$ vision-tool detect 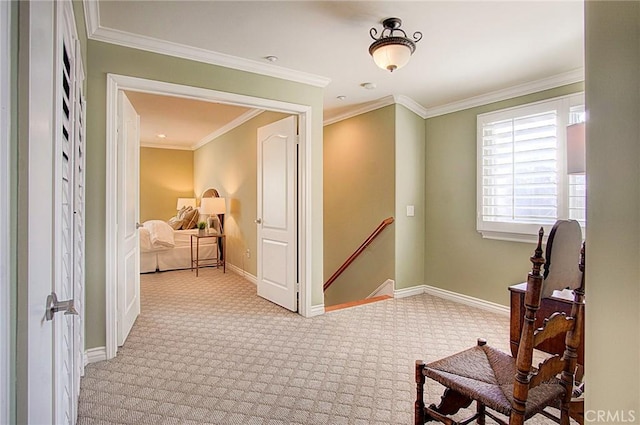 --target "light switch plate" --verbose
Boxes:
[406,205,415,217]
